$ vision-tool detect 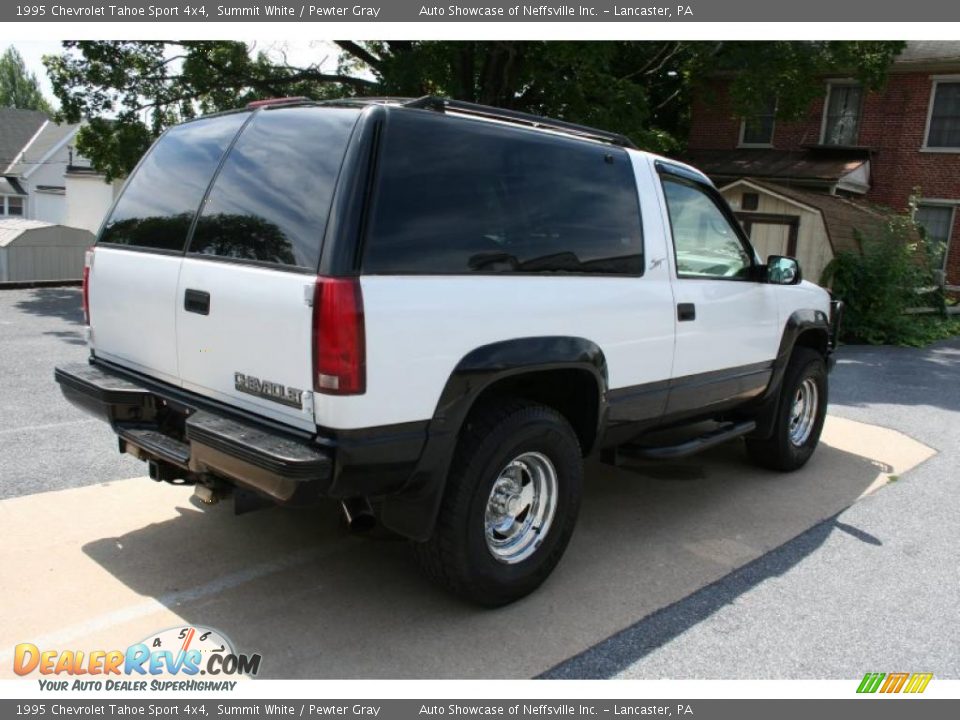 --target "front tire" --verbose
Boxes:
[414,400,583,606]
[746,347,828,471]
